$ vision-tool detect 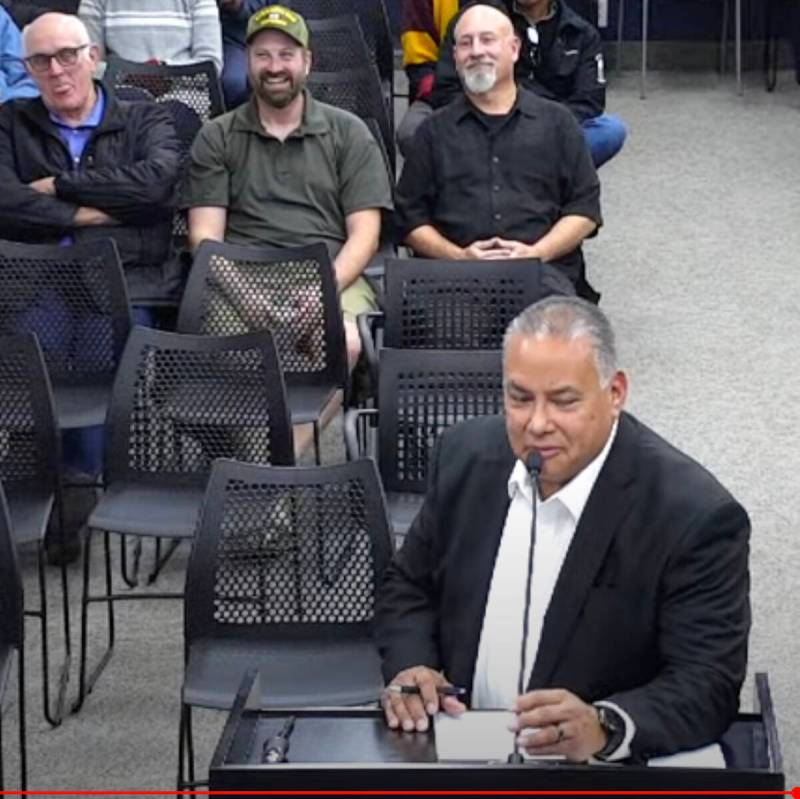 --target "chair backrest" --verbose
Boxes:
[306,67,395,173]
[383,257,574,350]
[177,240,348,393]
[307,15,373,73]
[0,239,132,388]
[104,327,295,485]
[377,348,504,493]
[0,334,60,496]
[0,483,24,652]
[104,57,225,122]
[184,457,393,643]
[286,0,394,86]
